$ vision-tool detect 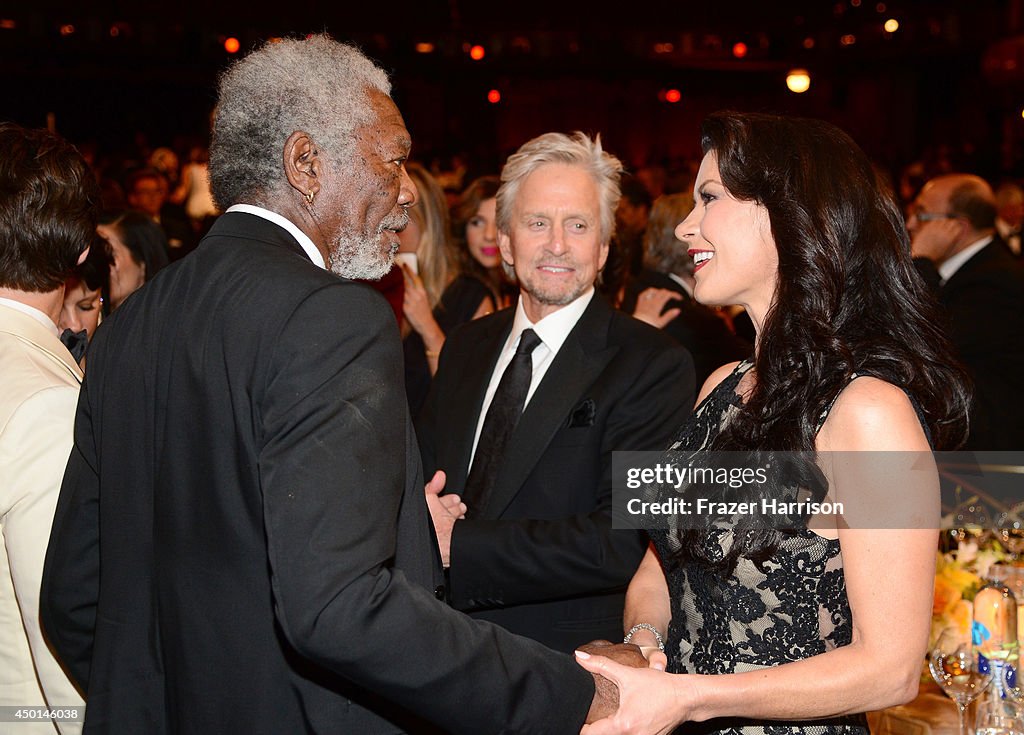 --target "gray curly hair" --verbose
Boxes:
[209,34,390,209]
[496,131,623,244]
